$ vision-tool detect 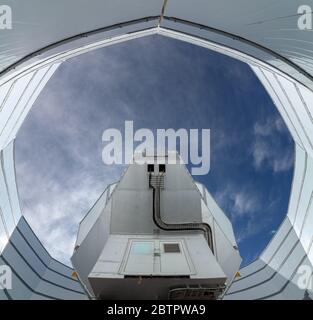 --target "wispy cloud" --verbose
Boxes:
[15,44,130,265]
[251,116,294,173]
[16,147,123,264]
[214,184,274,245]
[215,184,260,218]
[20,178,106,263]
